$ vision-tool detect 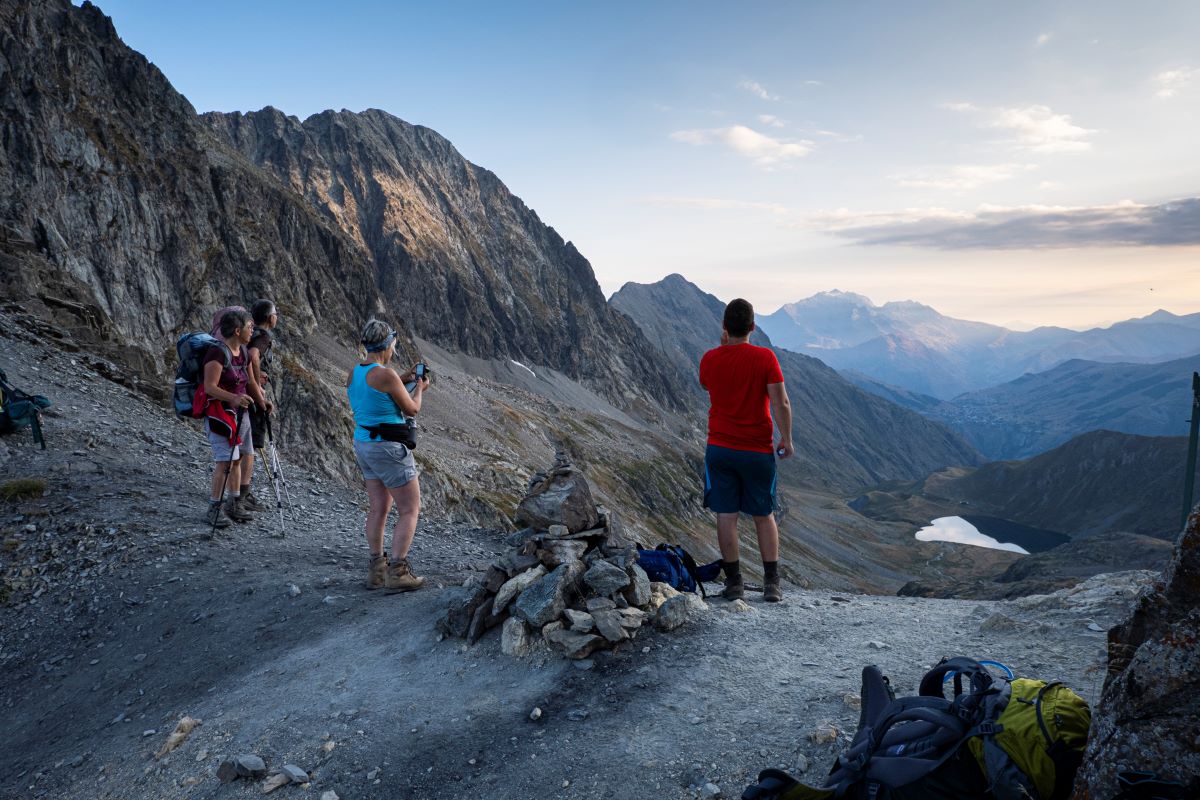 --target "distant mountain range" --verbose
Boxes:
[758,291,1200,399]
[932,354,1200,459]
[610,274,981,493]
